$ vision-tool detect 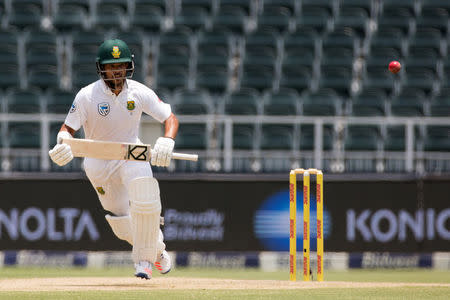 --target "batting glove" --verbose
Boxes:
[49,131,74,166]
[151,137,175,167]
